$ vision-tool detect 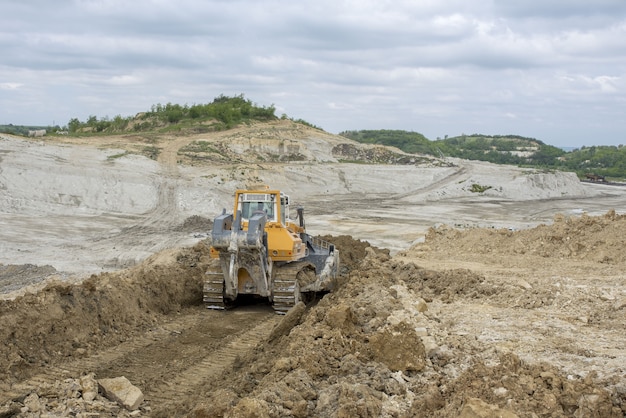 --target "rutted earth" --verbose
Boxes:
[0,121,625,417]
